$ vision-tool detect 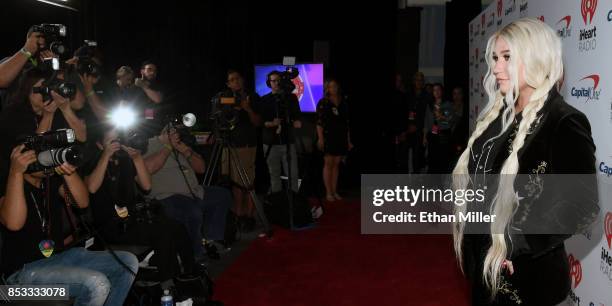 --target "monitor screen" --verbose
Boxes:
[254,63,324,113]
